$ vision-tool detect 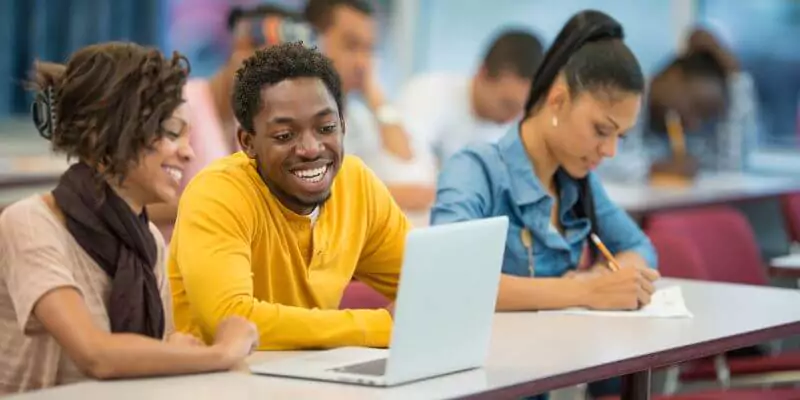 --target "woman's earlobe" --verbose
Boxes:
[546,79,569,113]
